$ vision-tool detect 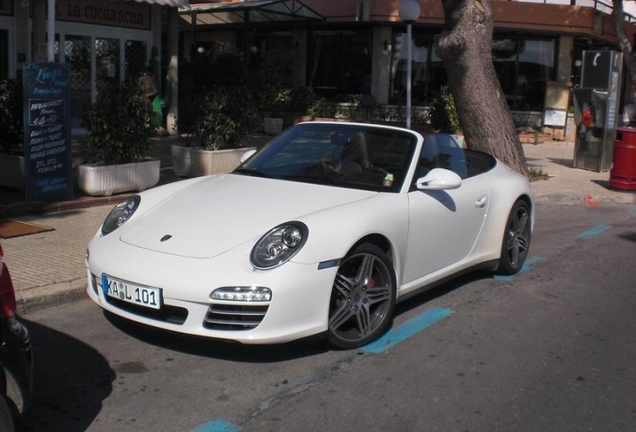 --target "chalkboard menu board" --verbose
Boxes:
[23,62,73,201]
